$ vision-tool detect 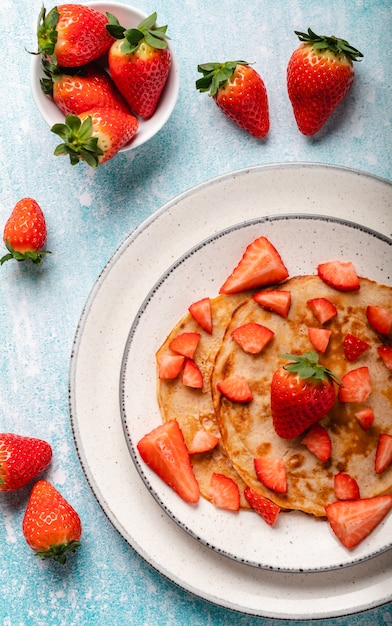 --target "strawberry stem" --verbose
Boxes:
[280,351,341,385]
[106,12,170,53]
[196,61,250,96]
[51,115,104,168]
[295,28,363,61]
[35,539,81,565]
